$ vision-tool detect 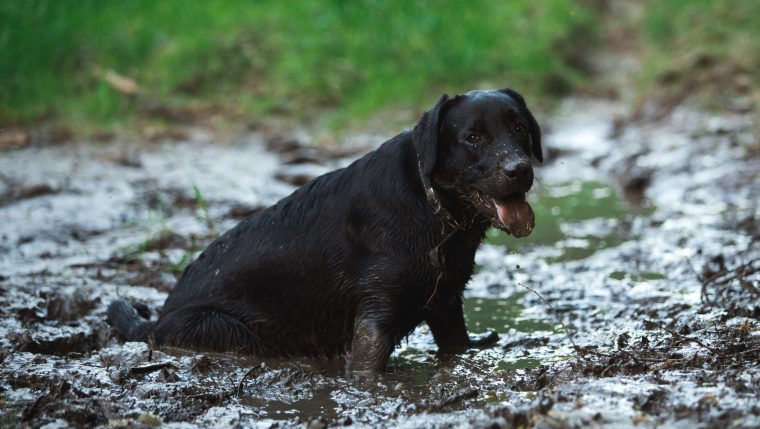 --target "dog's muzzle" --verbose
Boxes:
[492,193,534,237]
[473,159,536,237]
